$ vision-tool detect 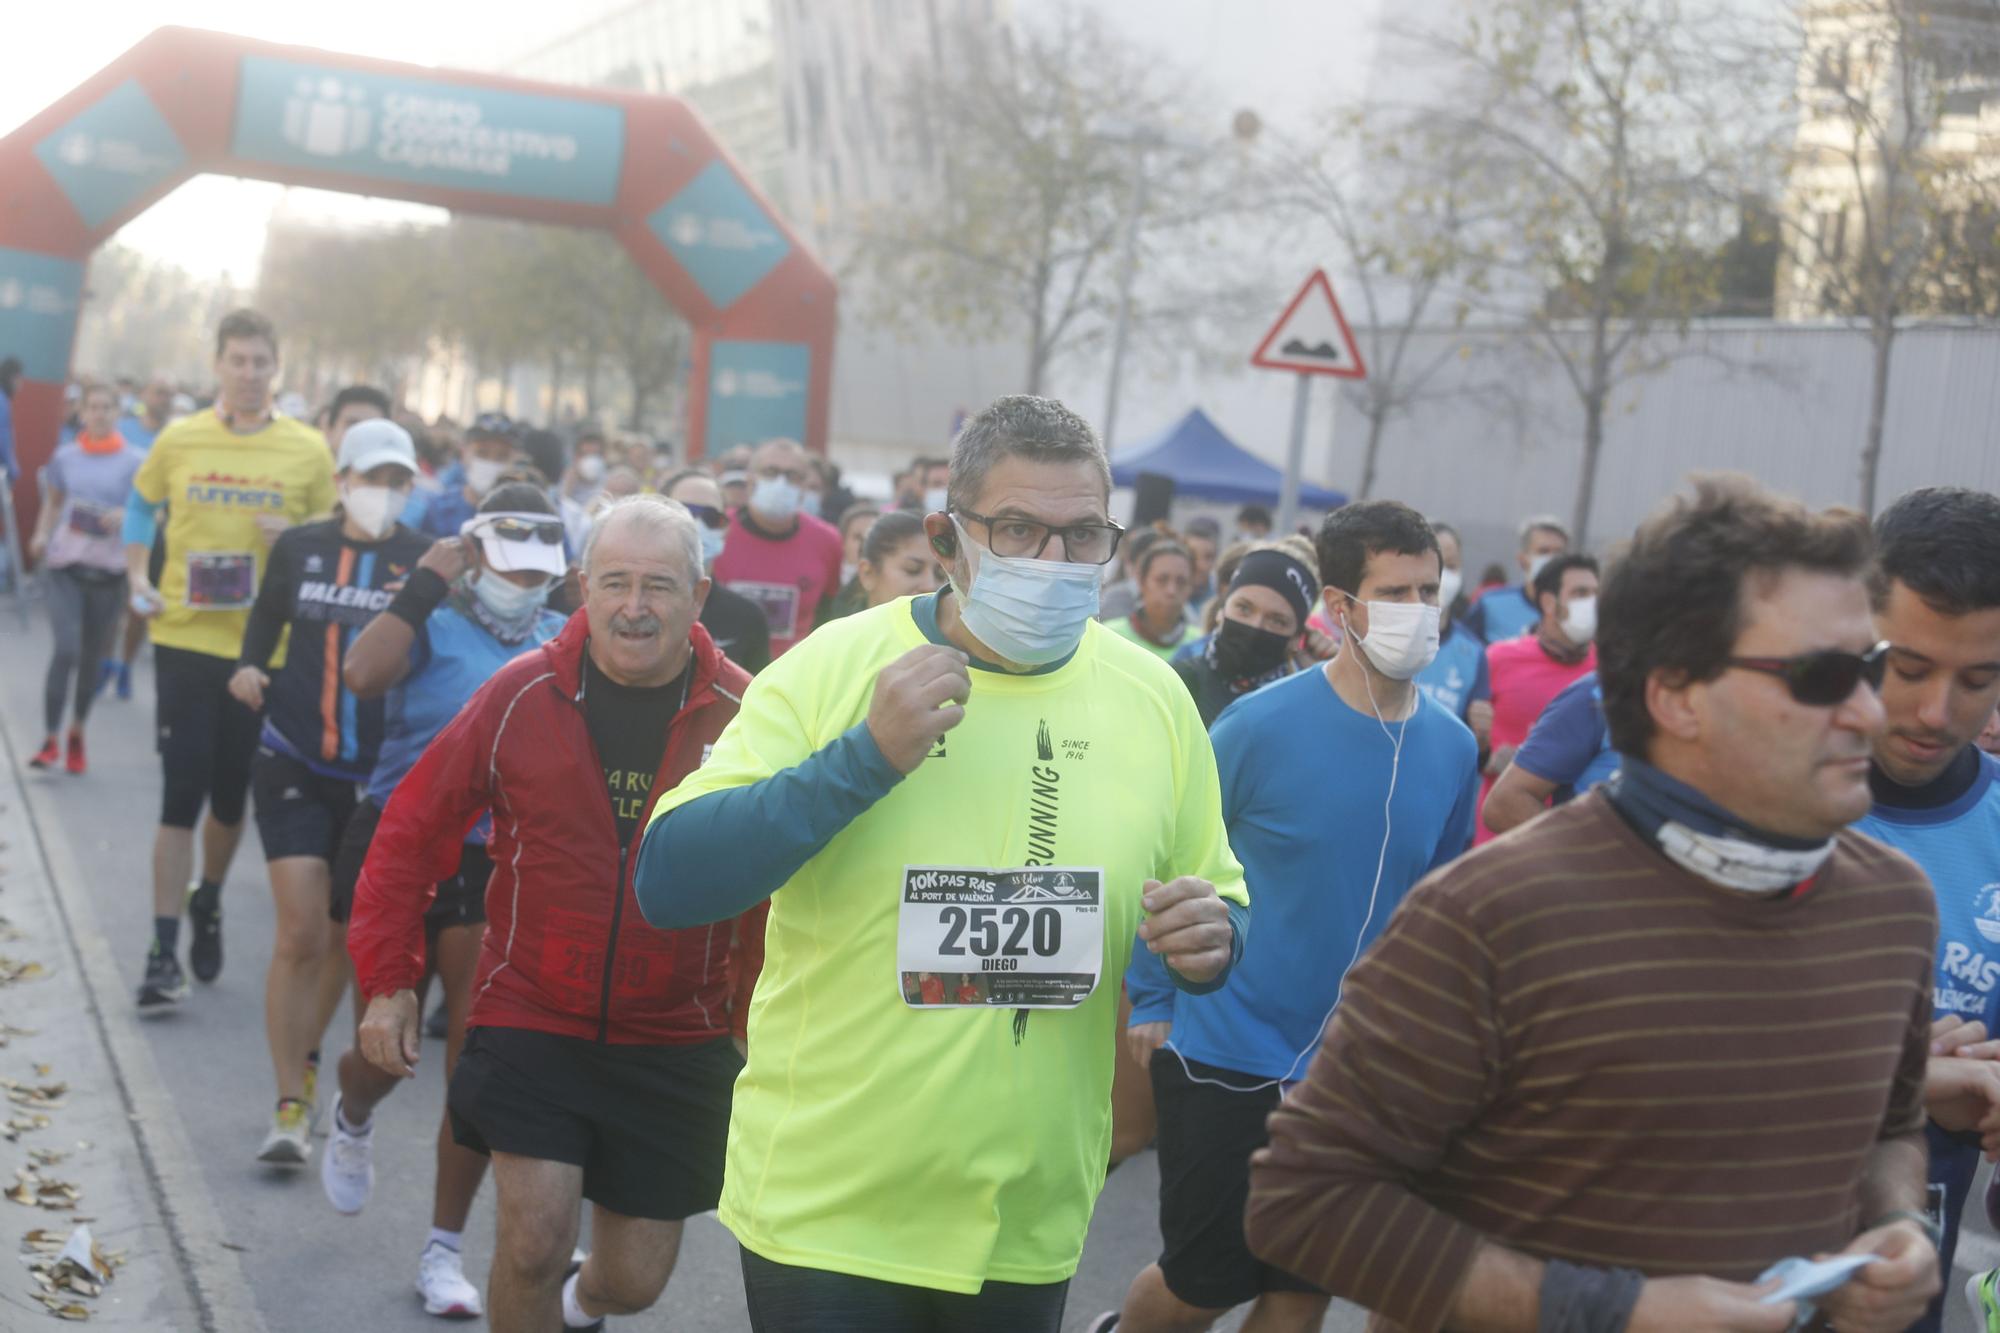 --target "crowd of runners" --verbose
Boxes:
[8,306,2000,1333]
